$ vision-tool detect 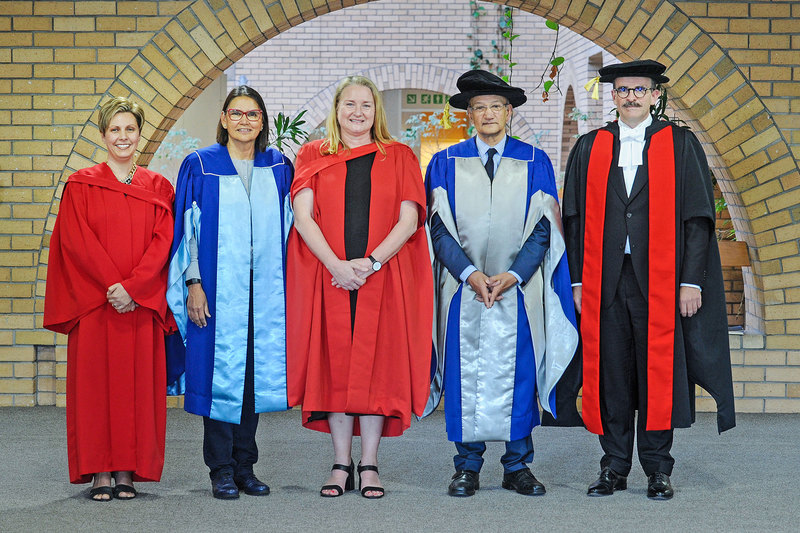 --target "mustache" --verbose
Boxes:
[622,102,642,108]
